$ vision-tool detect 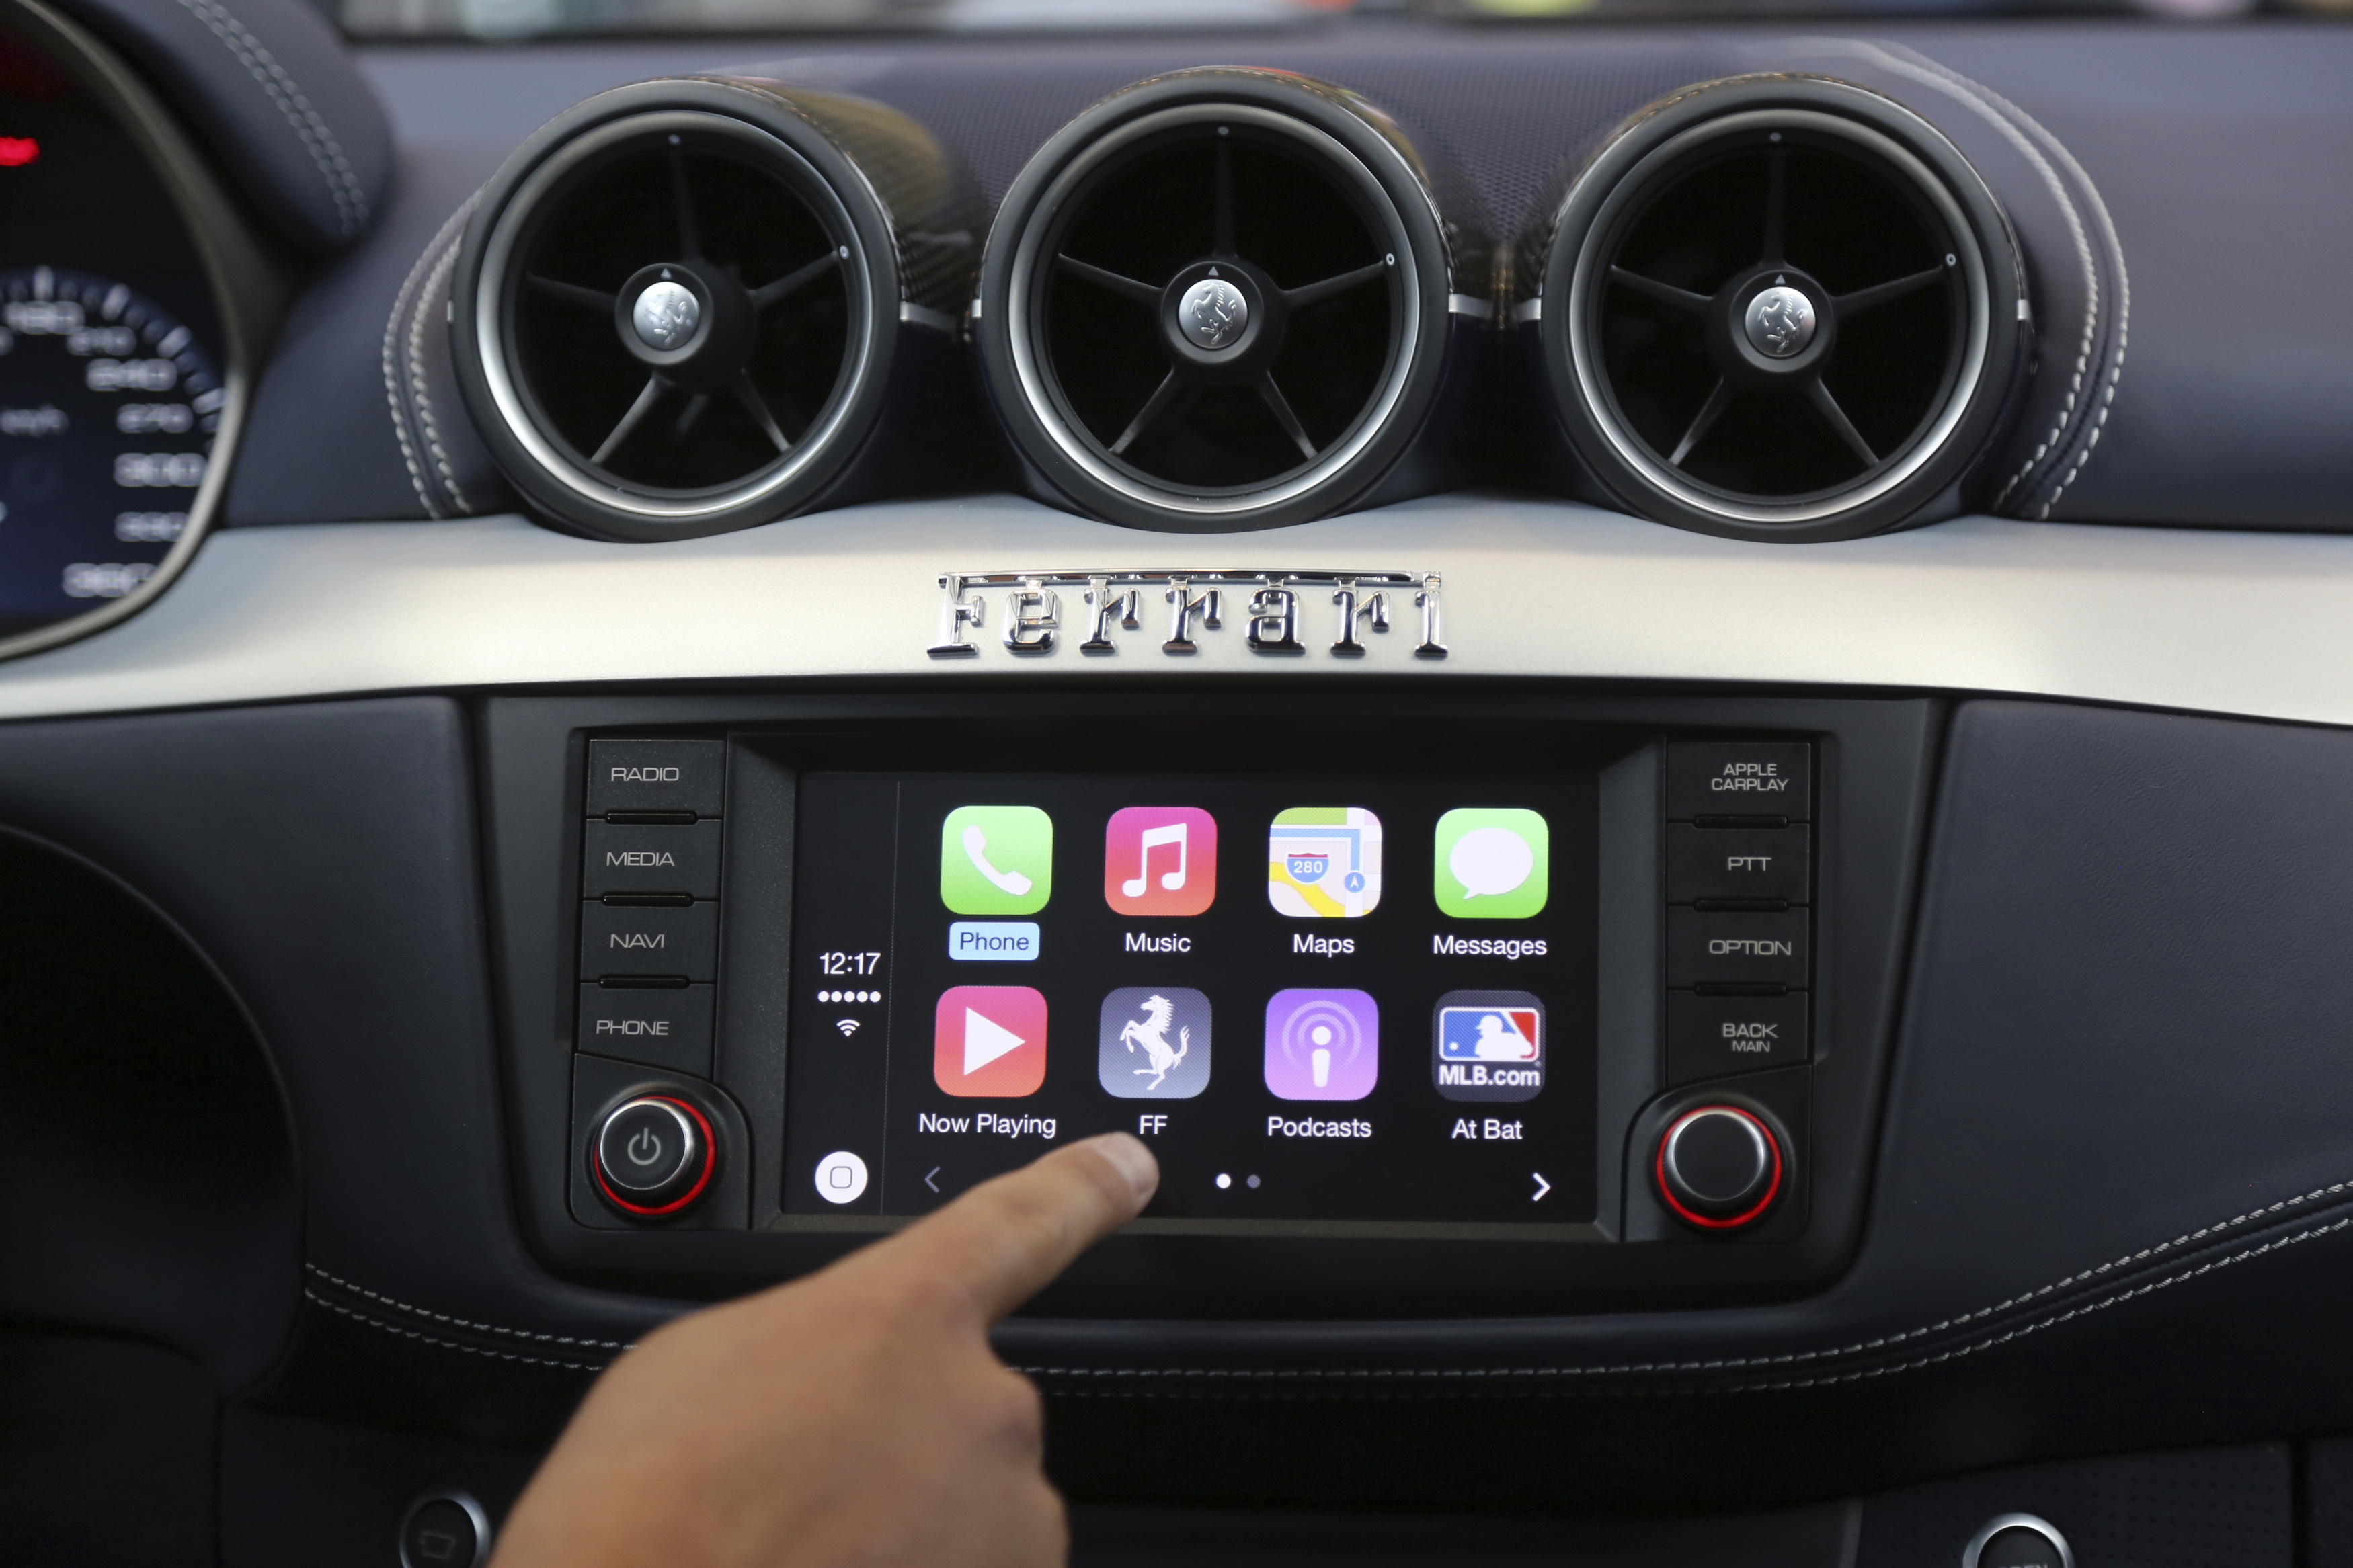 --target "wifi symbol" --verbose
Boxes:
[835,1018,861,1037]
